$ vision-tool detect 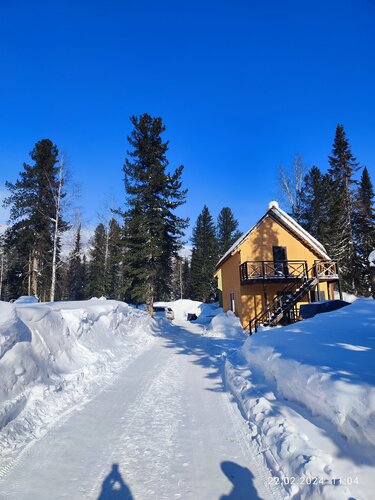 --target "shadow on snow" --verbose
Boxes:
[97,463,133,500]
[220,461,261,499]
